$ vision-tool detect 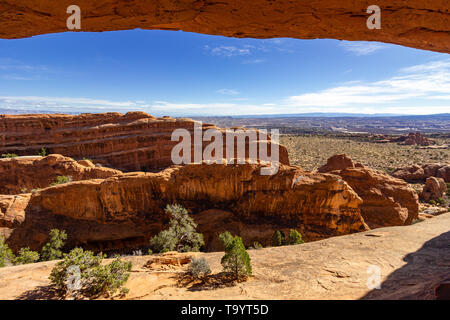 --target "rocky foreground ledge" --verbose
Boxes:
[0,213,448,300]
